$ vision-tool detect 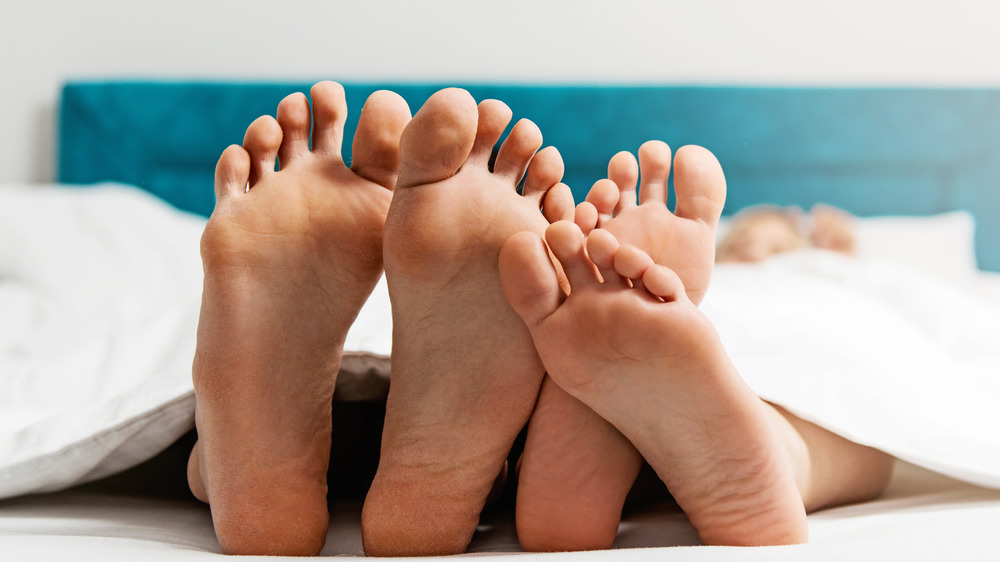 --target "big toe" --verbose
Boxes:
[397,88,479,188]
[499,231,563,329]
[672,145,727,227]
